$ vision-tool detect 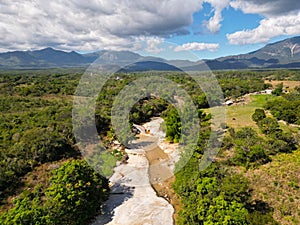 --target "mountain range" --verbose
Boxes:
[1,36,300,70]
